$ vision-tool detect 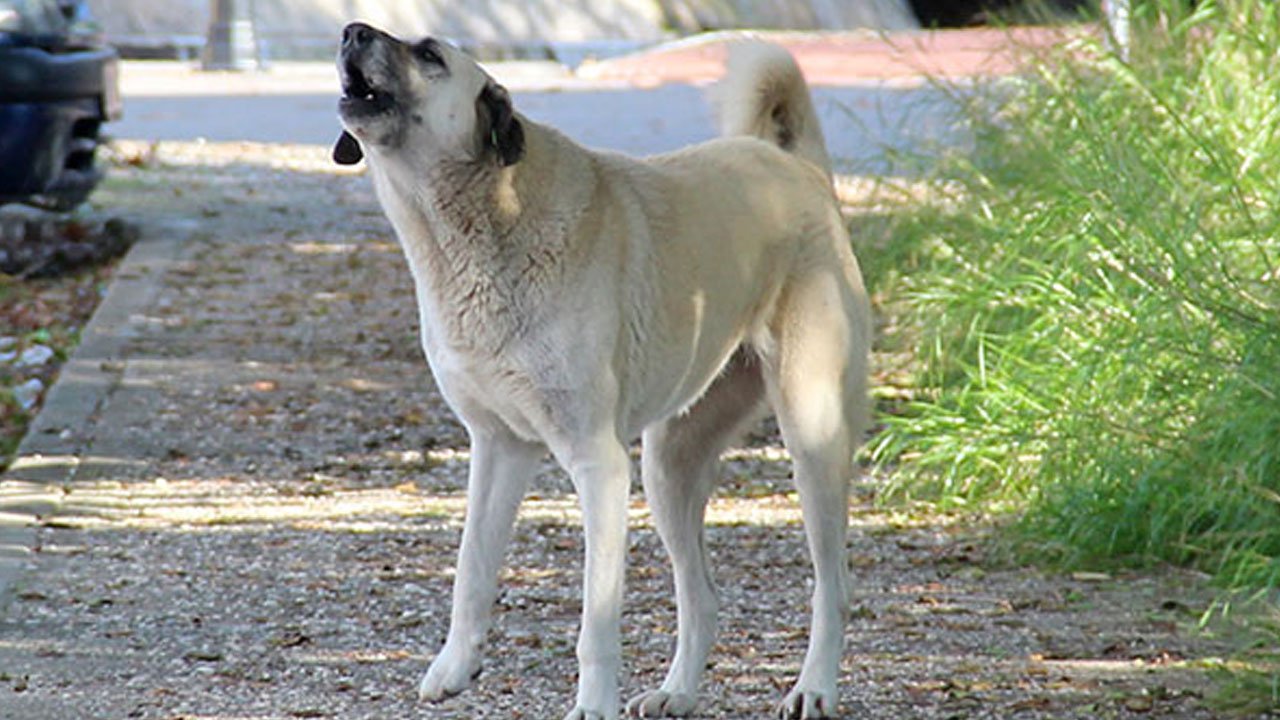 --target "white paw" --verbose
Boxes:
[417,645,481,702]
[626,690,699,717]
[776,686,838,719]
